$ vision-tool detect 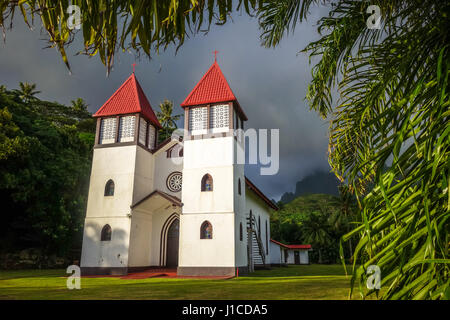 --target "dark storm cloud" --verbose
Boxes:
[0,6,332,200]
